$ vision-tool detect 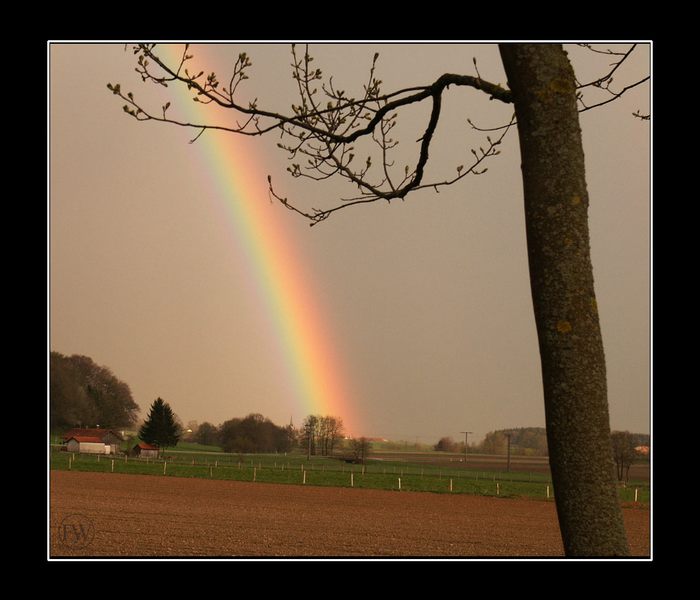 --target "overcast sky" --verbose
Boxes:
[49,43,650,443]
